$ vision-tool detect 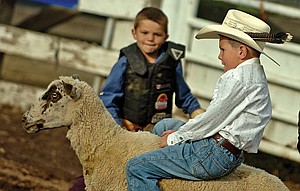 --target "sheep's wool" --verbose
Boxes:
[23,76,290,191]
